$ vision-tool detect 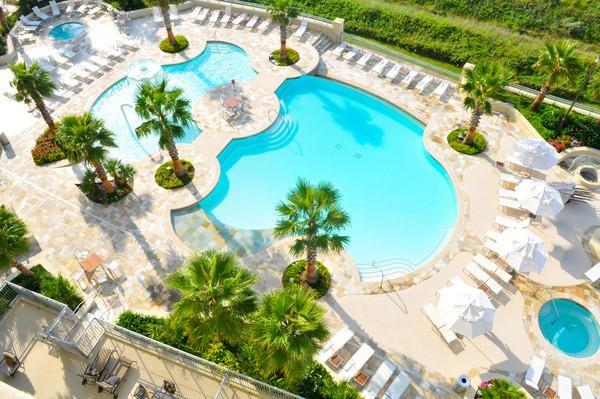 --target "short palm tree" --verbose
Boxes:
[9,62,57,130]
[461,61,512,145]
[0,206,32,277]
[267,0,299,60]
[146,0,182,46]
[165,249,258,349]
[274,179,350,285]
[135,79,192,177]
[251,286,329,382]
[57,113,117,193]
[105,159,136,187]
[530,42,580,111]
